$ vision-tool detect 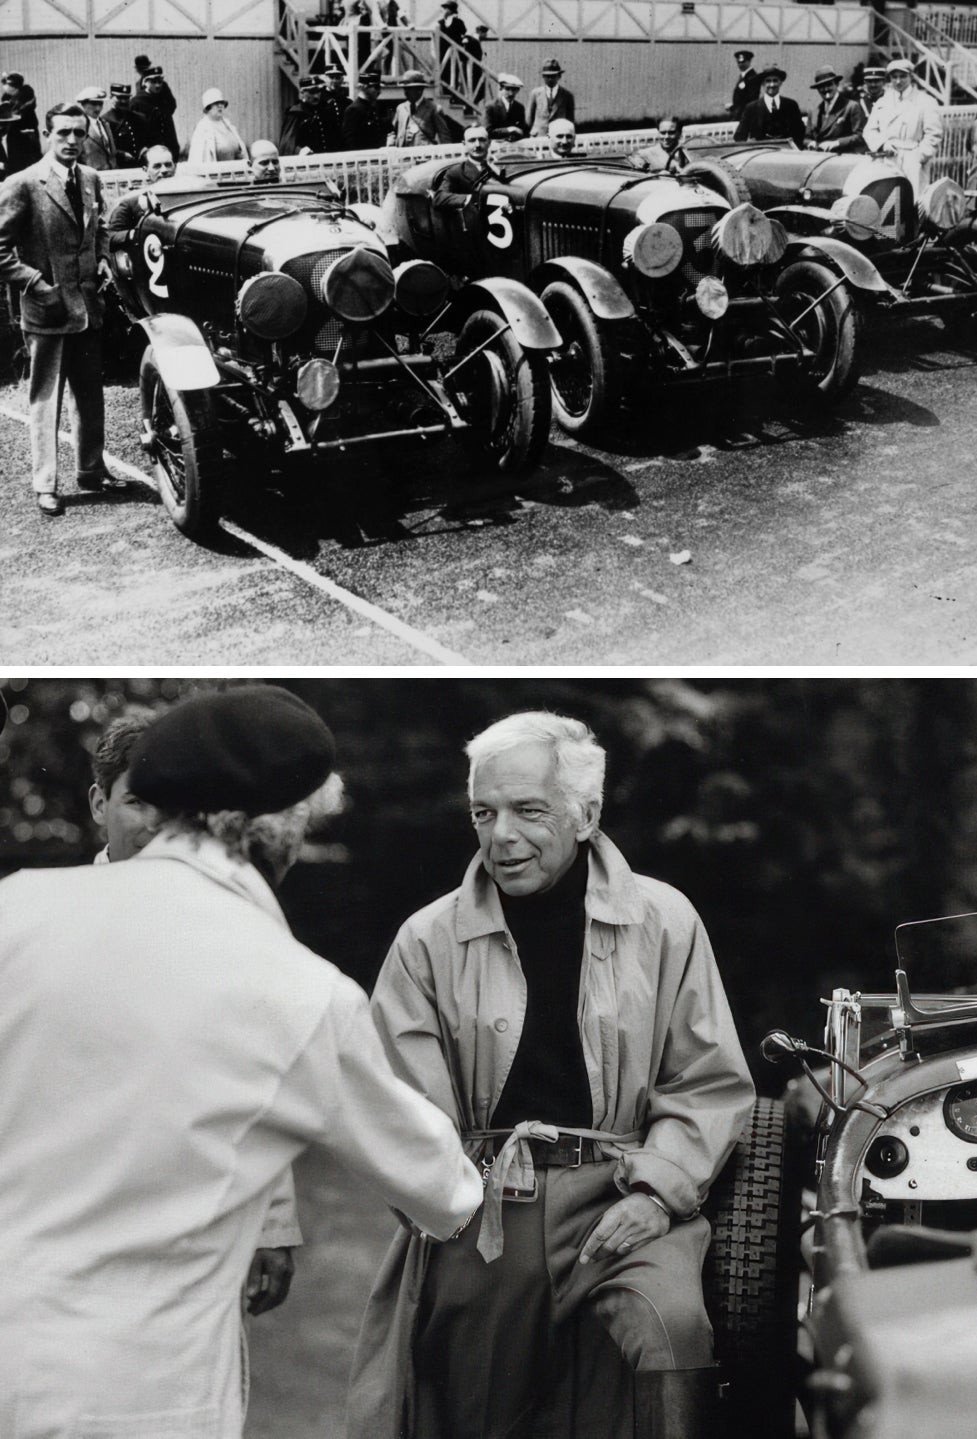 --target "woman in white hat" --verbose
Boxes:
[188,87,248,165]
[862,58,942,195]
